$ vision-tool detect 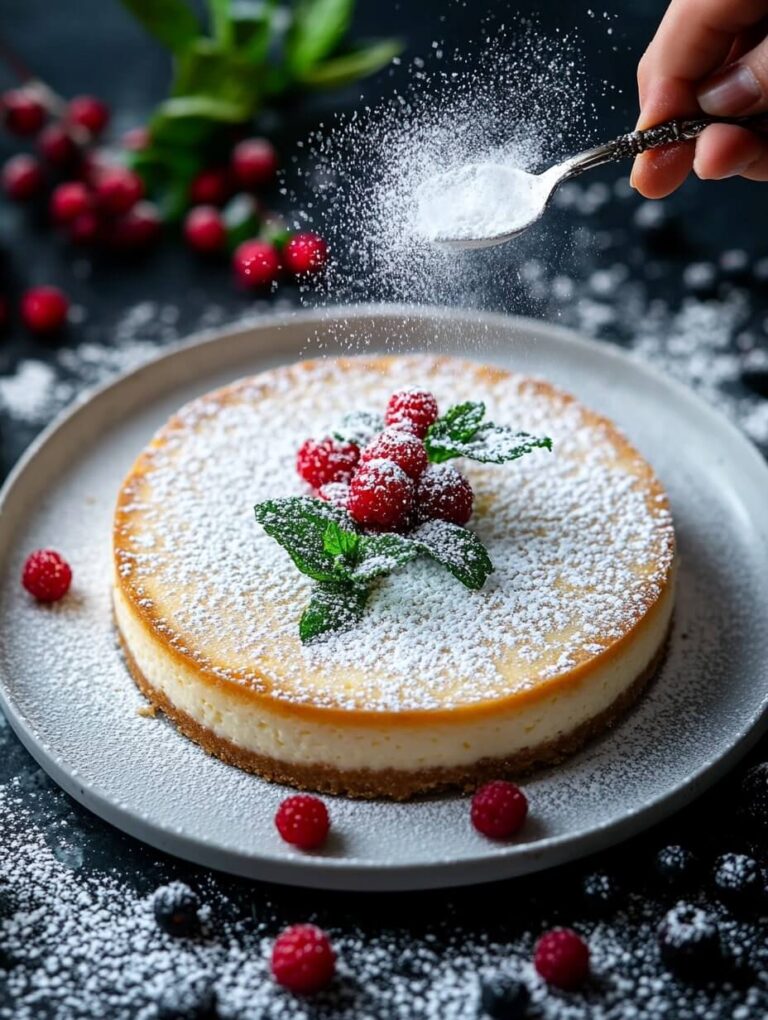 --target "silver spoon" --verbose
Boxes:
[418,115,768,250]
